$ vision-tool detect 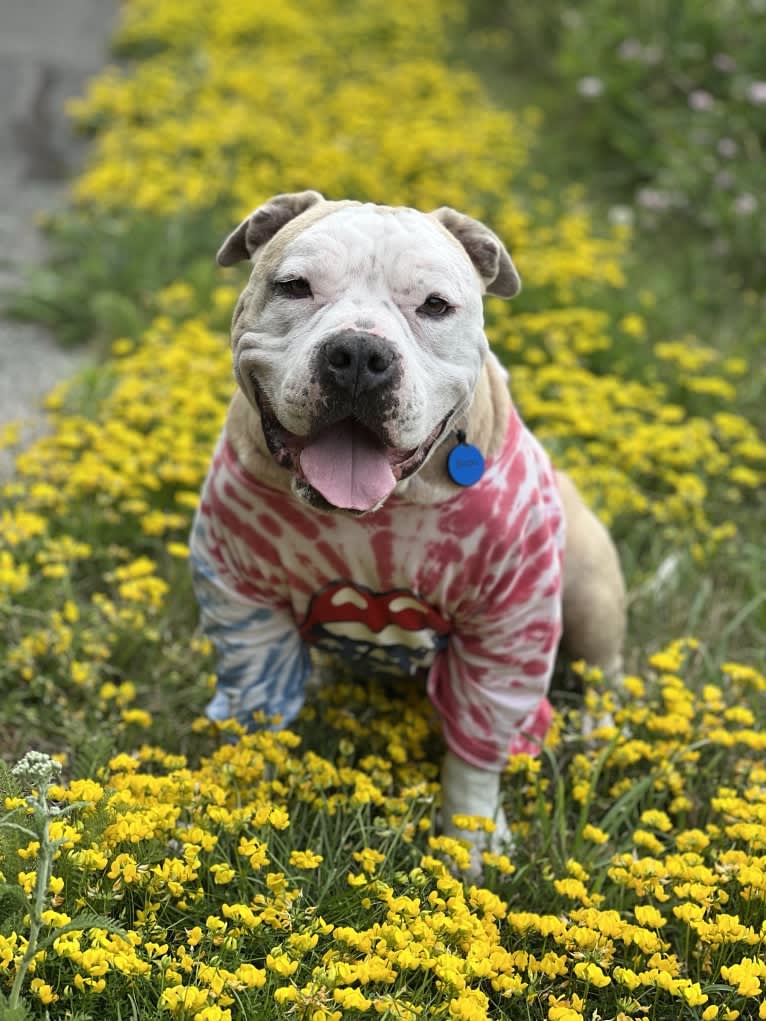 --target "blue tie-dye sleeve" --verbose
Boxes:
[189,522,311,731]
